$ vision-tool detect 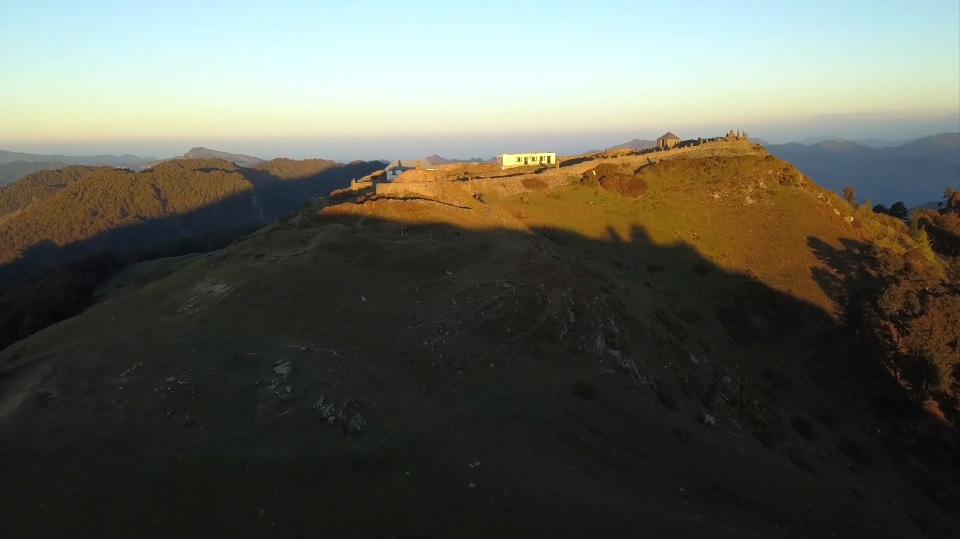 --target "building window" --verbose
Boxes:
[517,157,521,163]
[546,156,551,164]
